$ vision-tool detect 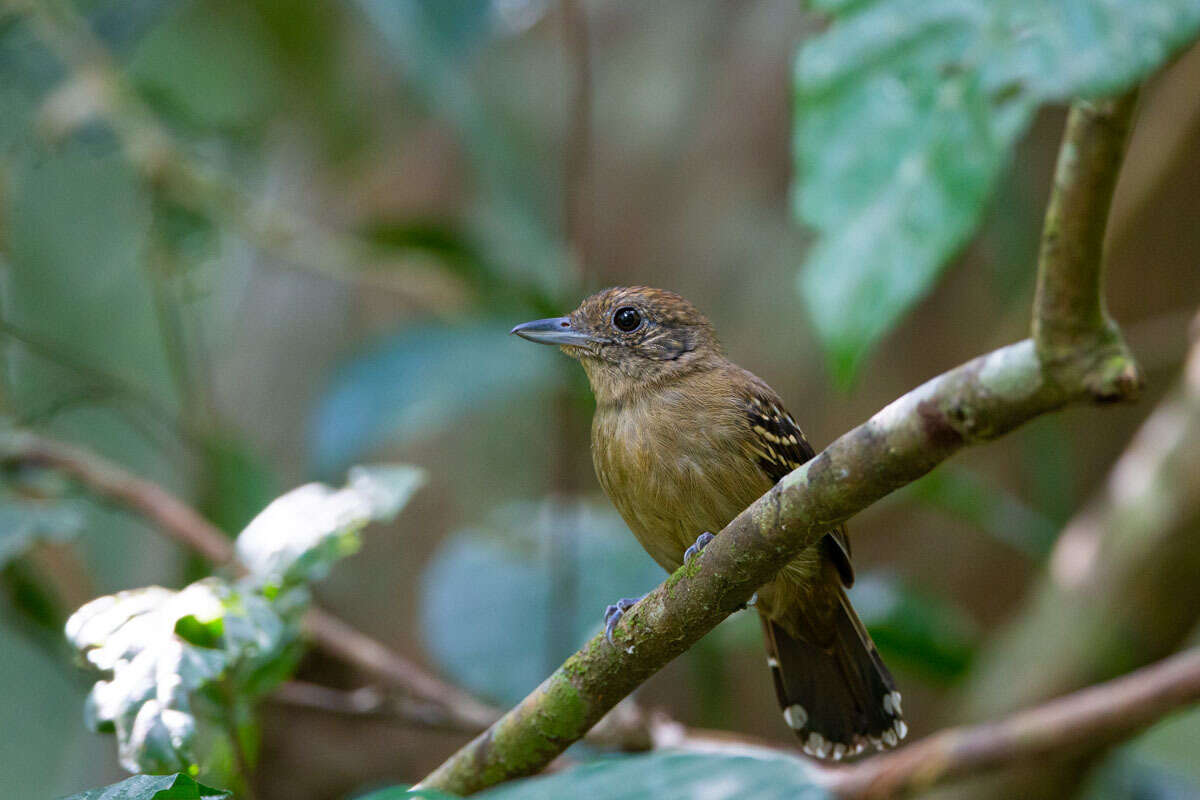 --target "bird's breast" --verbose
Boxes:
[591,391,772,573]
